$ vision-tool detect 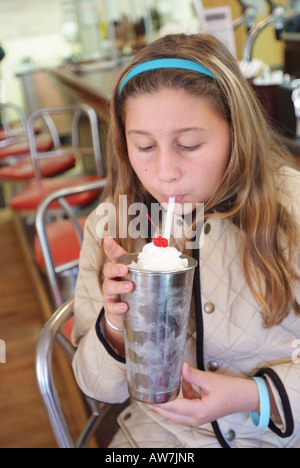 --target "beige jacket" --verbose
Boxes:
[72,166,300,448]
